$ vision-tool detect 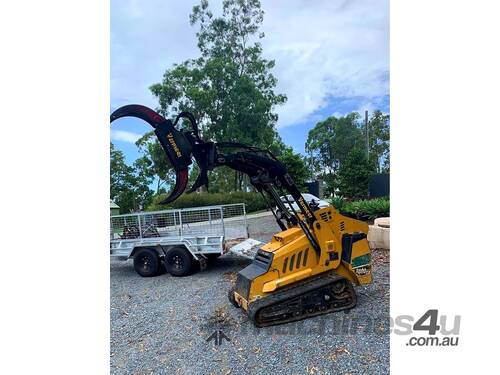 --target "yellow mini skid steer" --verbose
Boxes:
[111,104,372,327]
